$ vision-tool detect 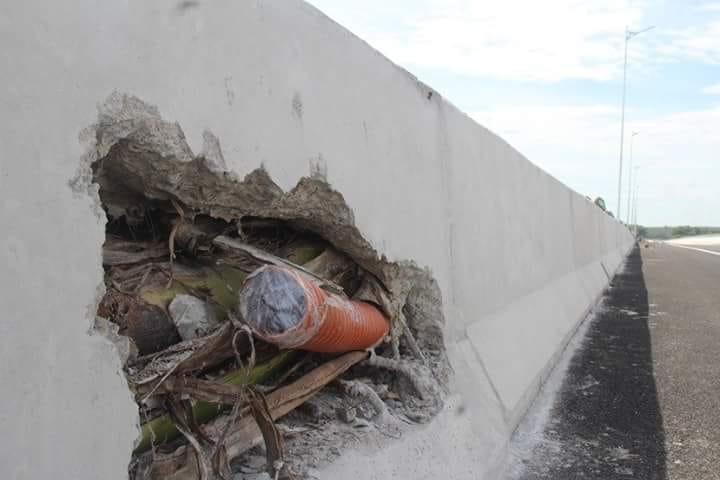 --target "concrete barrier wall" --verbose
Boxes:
[0,1,634,478]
